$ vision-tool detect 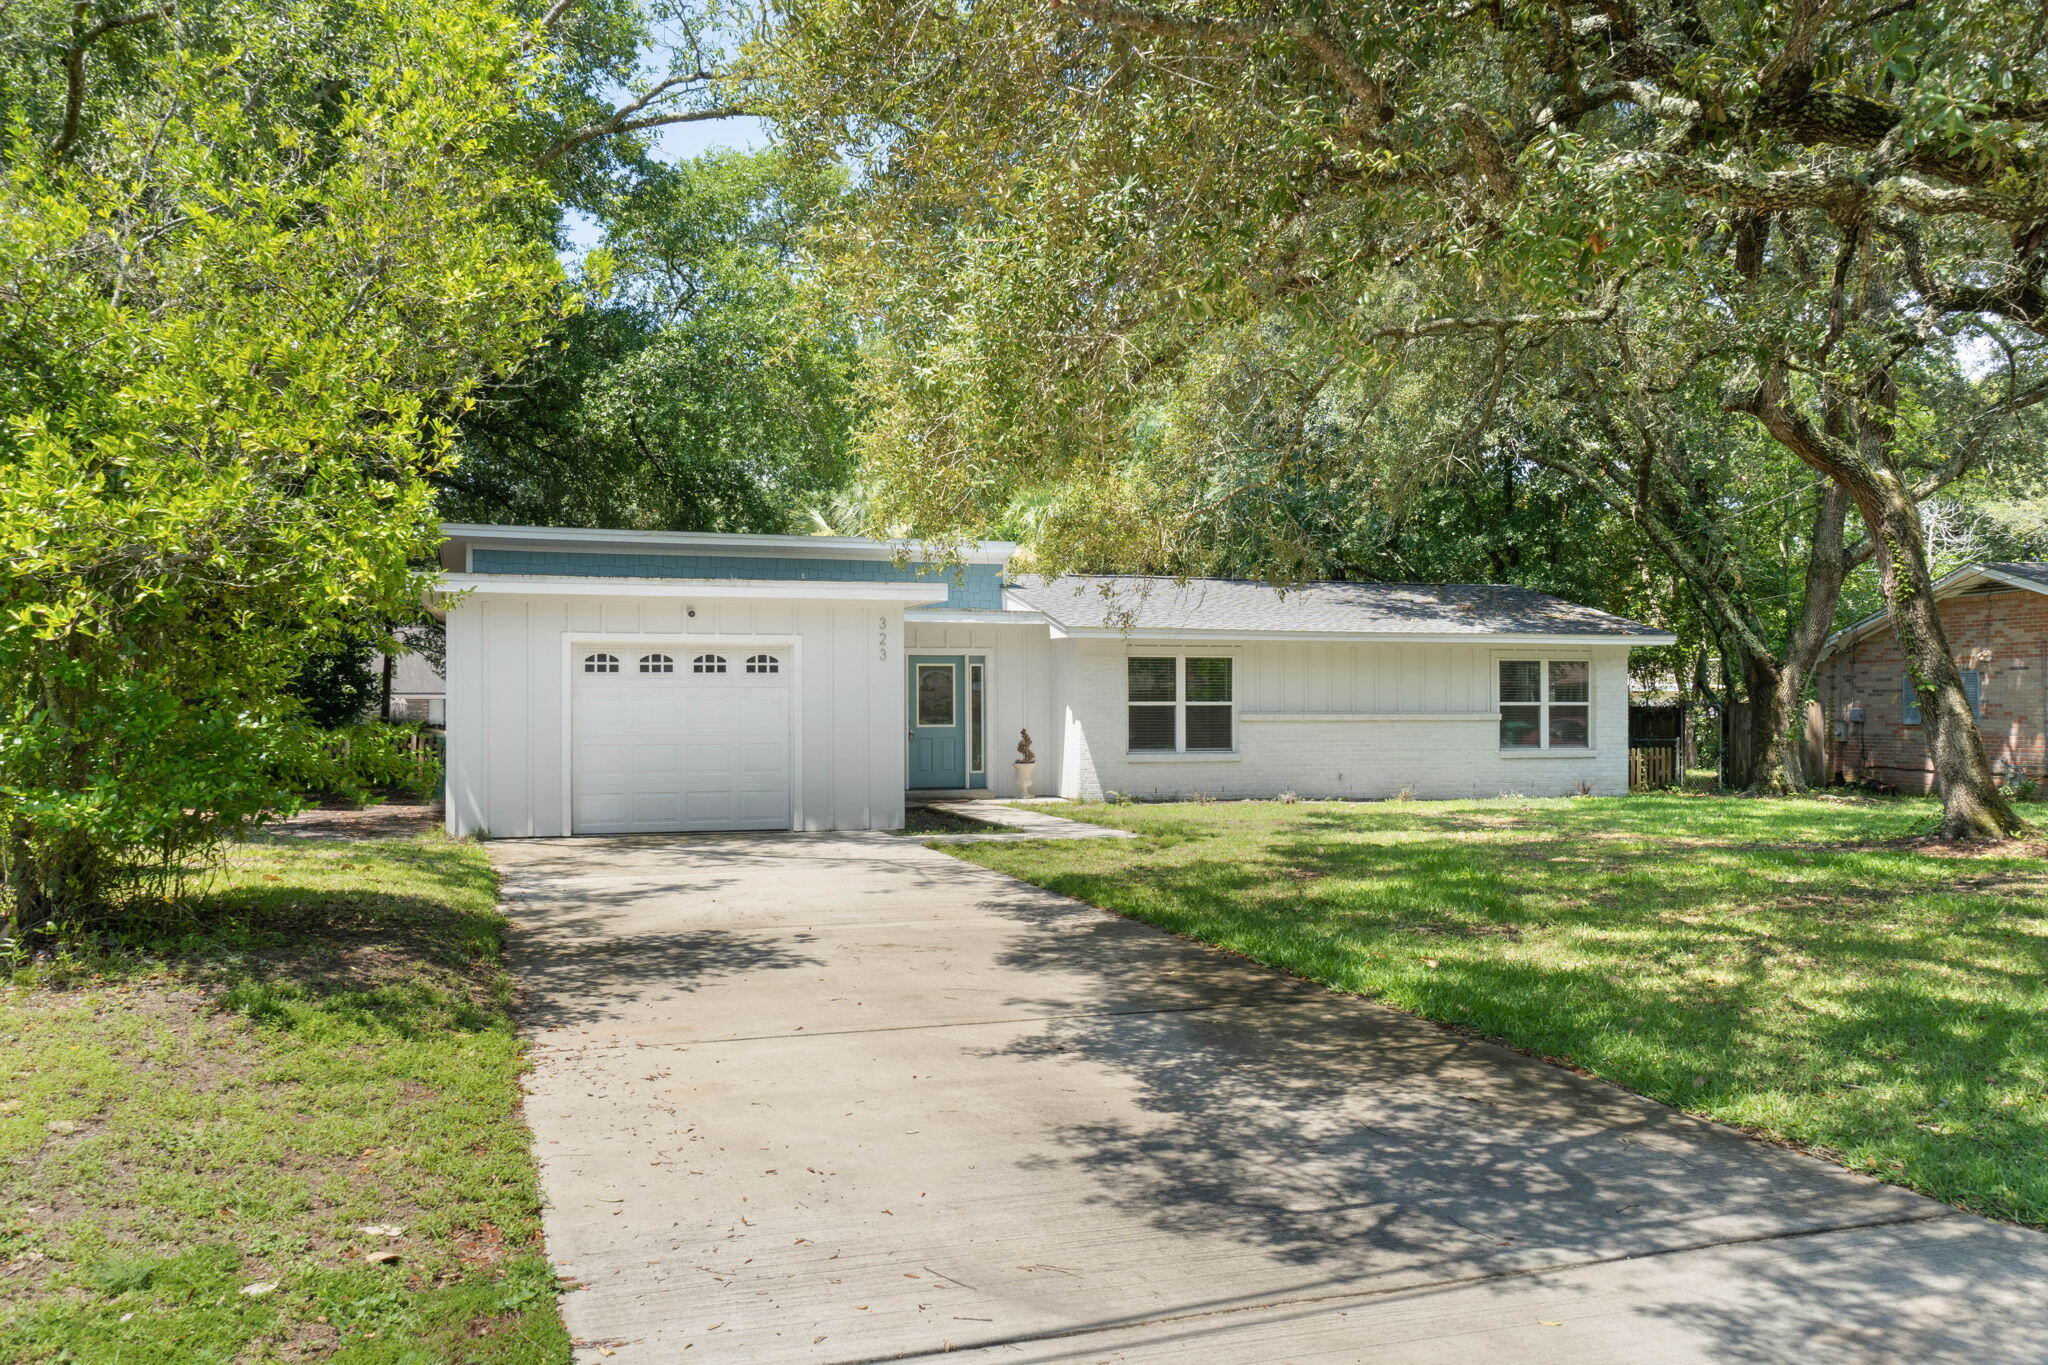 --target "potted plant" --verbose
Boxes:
[1013,729,1037,798]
